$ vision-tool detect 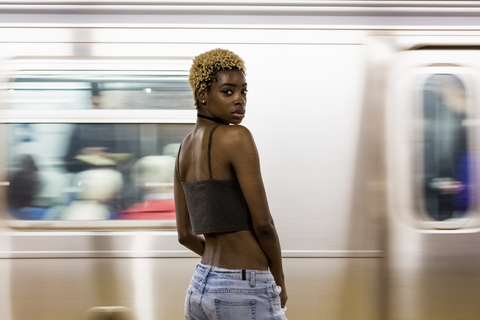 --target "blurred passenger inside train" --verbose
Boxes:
[119,154,176,220]
[63,83,137,174]
[63,83,138,214]
[7,154,45,220]
[61,169,123,220]
[423,74,472,221]
[175,48,287,319]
